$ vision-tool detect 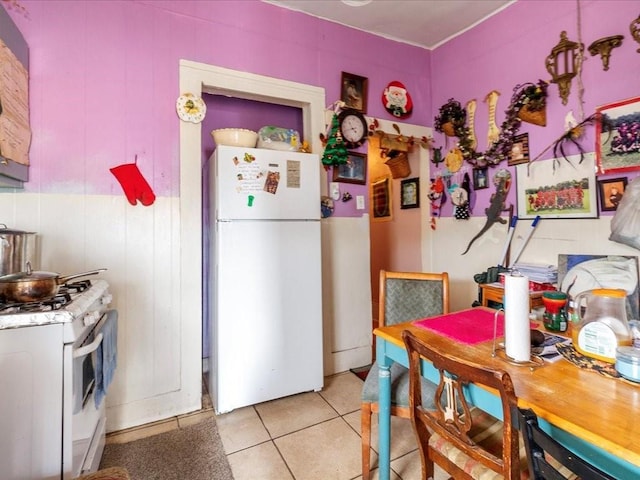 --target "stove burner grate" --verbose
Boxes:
[60,279,92,295]
[0,280,92,313]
